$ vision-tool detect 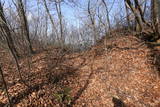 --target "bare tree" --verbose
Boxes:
[0,1,19,58]
[42,0,58,41]
[158,0,160,19]
[142,0,147,17]
[151,0,160,40]
[87,0,97,44]
[55,0,64,46]
[134,0,145,23]
[125,0,144,31]
[0,1,29,87]
[124,0,131,29]
[15,0,34,53]
[101,0,111,31]
[0,66,12,107]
